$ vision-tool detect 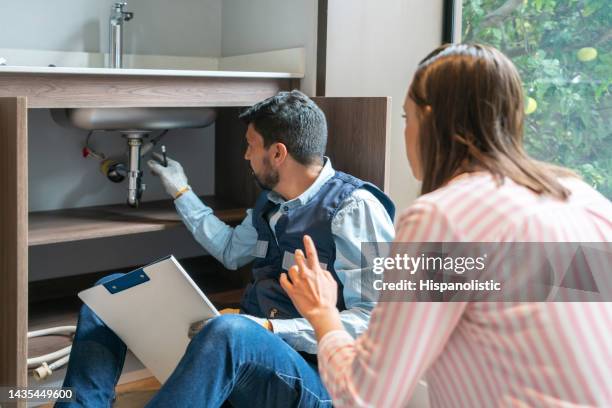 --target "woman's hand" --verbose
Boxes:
[280,235,344,340]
